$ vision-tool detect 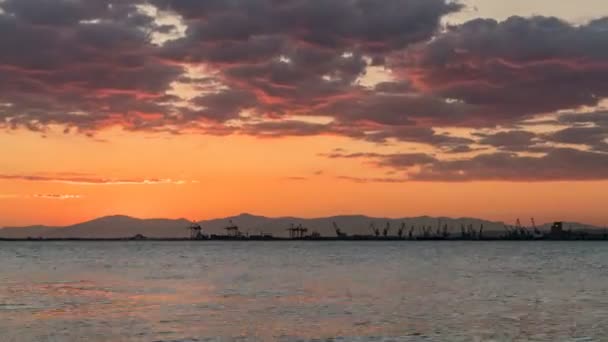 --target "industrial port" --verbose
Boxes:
[2,218,606,242]
[183,219,608,241]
